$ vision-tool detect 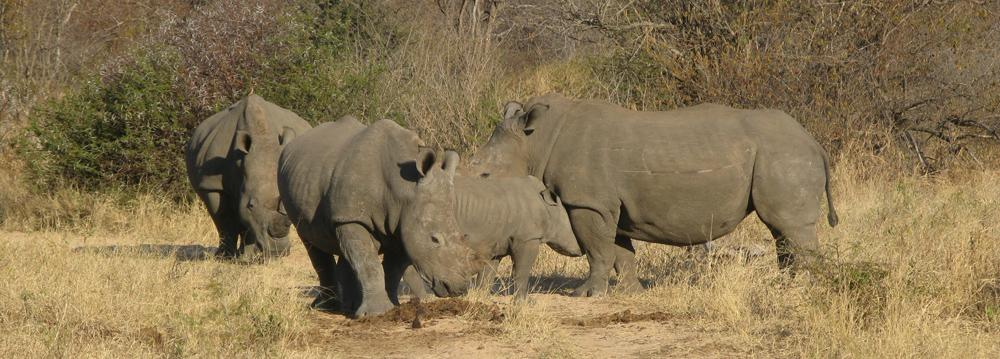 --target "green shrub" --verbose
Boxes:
[23,0,397,195]
[26,50,191,193]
